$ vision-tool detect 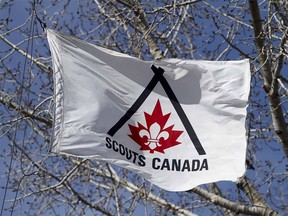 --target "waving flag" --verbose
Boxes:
[47,29,250,192]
